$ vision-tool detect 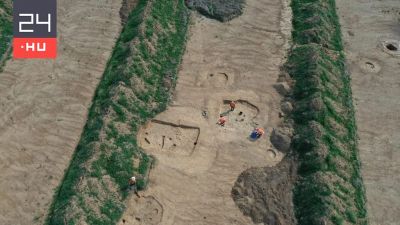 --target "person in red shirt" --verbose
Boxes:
[217,115,227,126]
